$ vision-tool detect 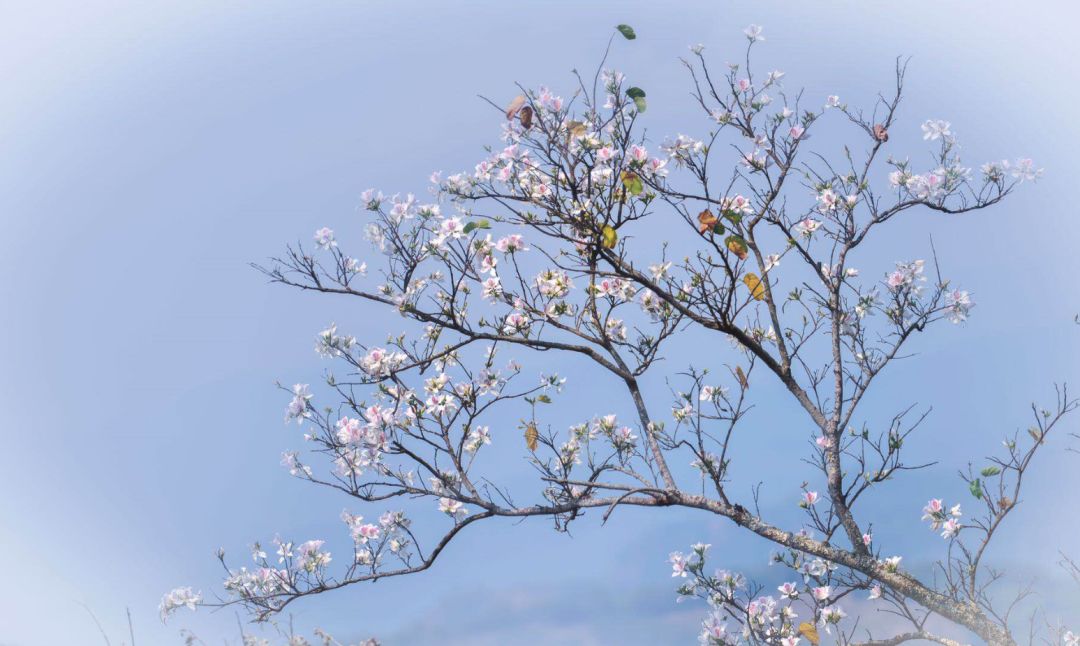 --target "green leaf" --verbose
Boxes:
[626,86,647,112]
[980,466,1002,478]
[969,478,984,500]
[620,170,644,196]
[462,219,491,234]
[536,394,552,404]
[616,24,636,40]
